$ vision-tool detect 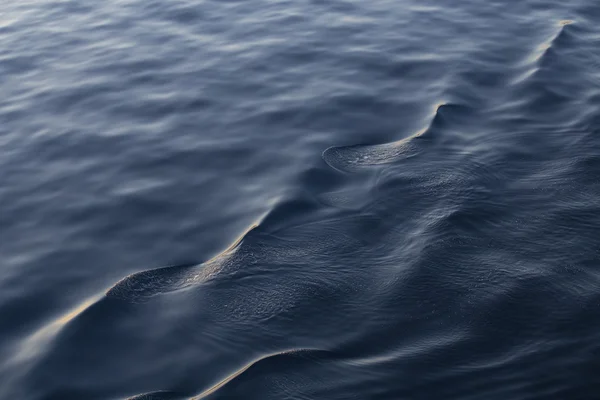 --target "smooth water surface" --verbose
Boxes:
[2,0,600,399]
